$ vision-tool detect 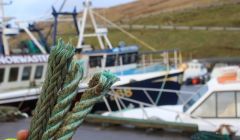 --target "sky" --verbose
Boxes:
[3,0,135,21]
